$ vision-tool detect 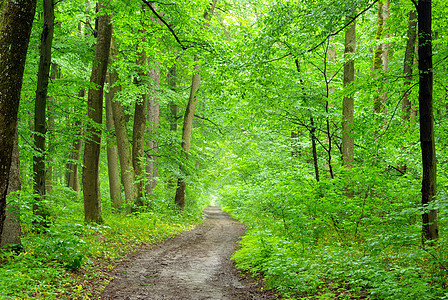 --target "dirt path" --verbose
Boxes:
[101,206,278,300]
